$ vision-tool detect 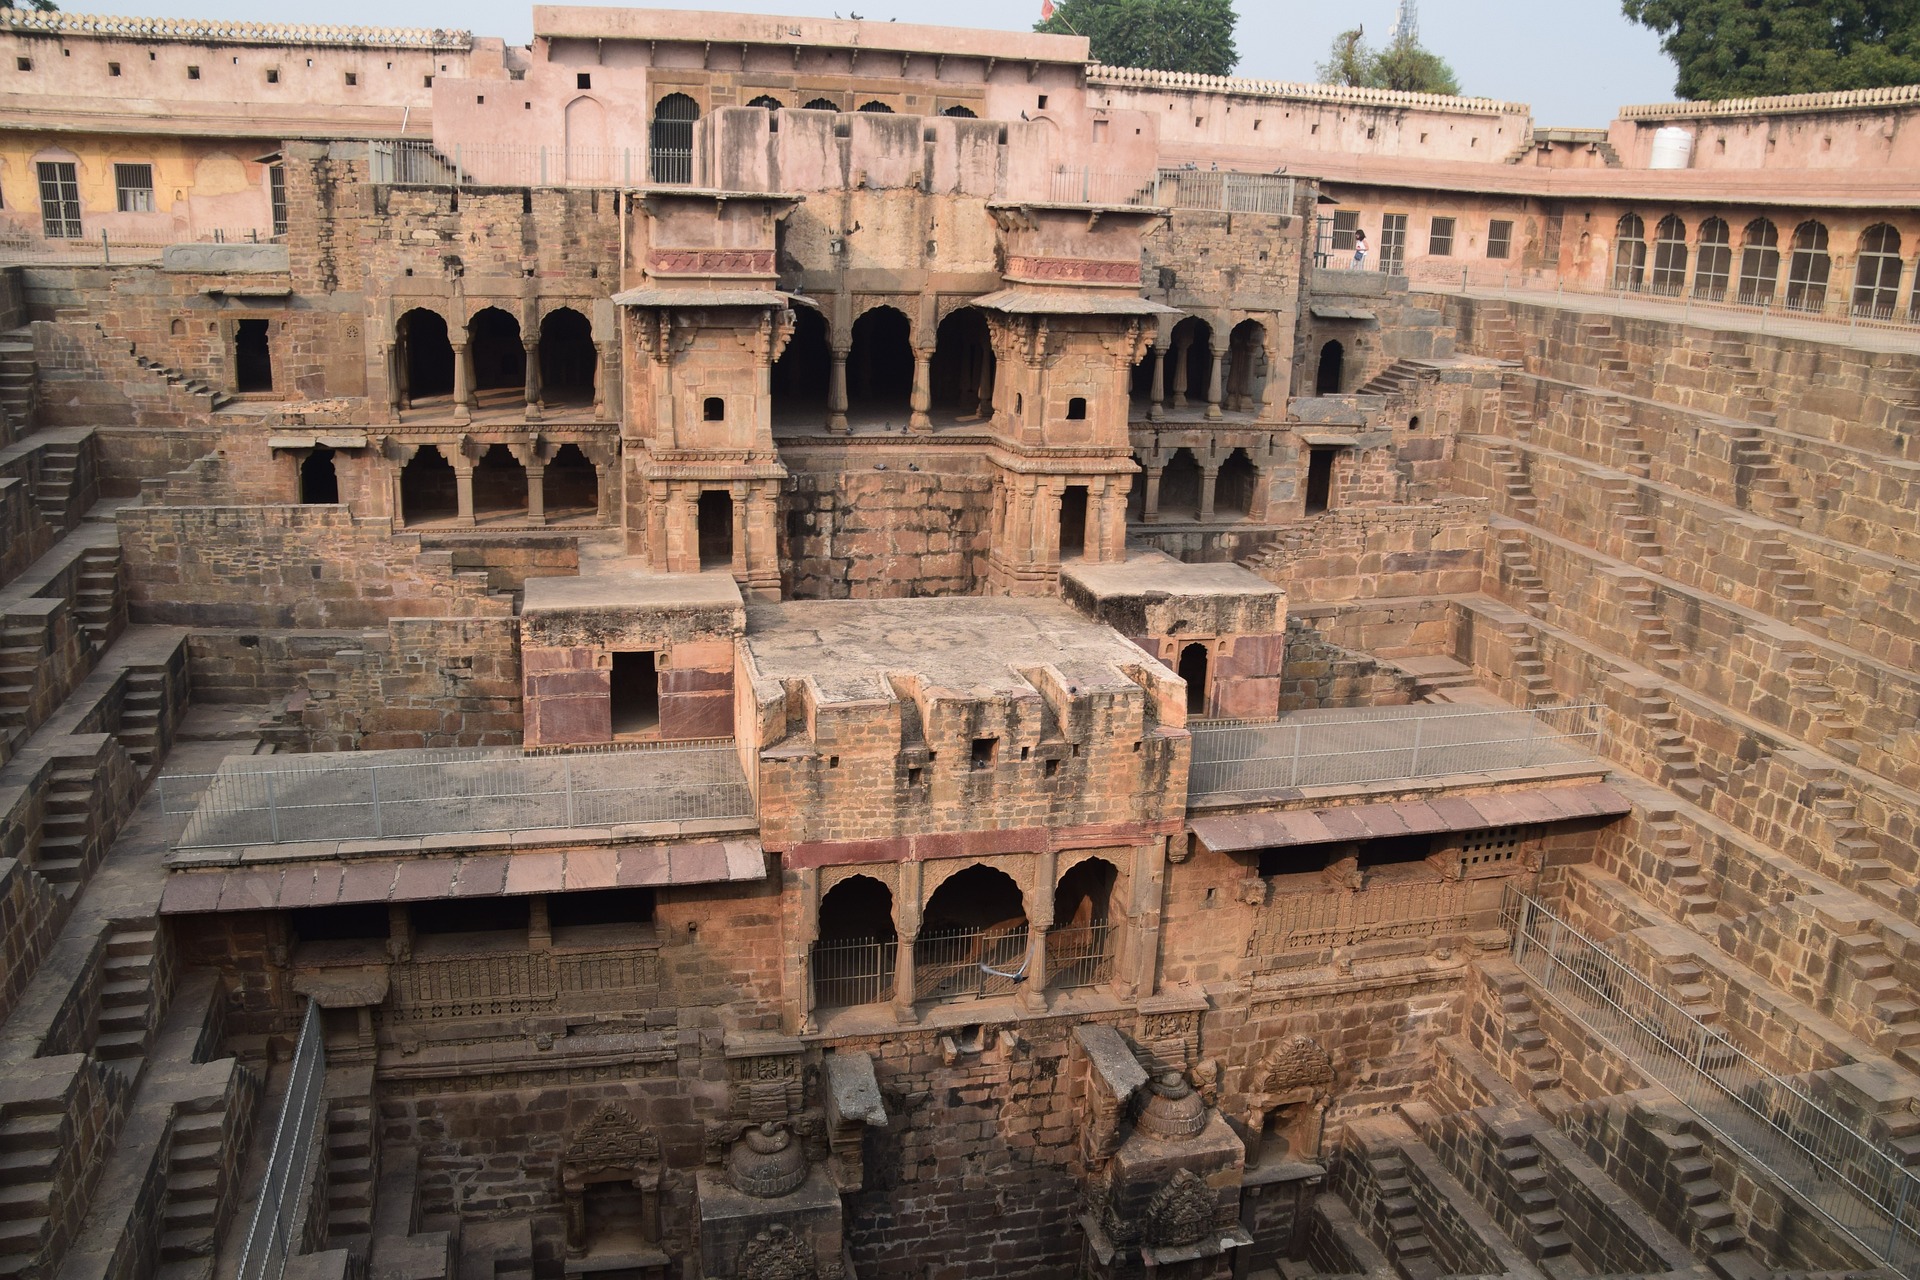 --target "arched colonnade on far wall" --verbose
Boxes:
[390,433,615,528]
[383,299,615,425]
[1128,311,1279,422]
[796,849,1136,1031]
